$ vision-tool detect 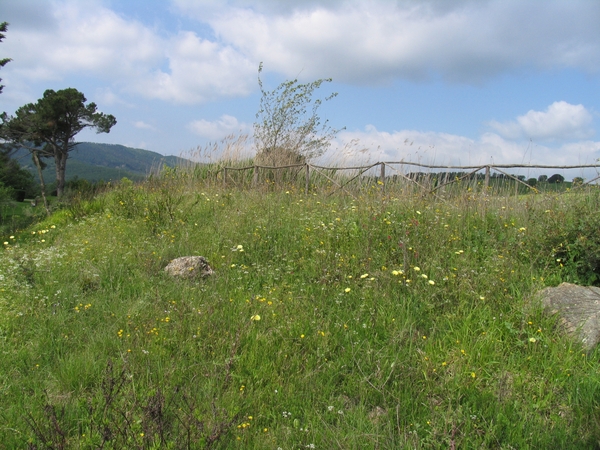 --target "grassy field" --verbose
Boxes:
[1,167,599,449]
